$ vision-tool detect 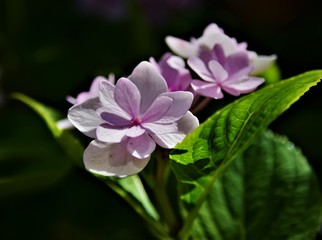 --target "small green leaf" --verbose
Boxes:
[11,92,84,167]
[170,70,322,239]
[191,131,322,240]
